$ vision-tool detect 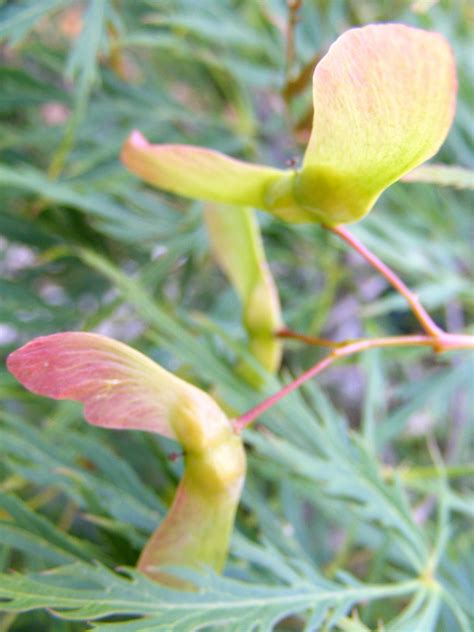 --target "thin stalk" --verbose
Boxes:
[400,463,474,482]
[235,226,473,431]
[234,353,335,431]
[284,0,302,88]
[234,332,473,431]
[329,225,444,340]
[277,327,344,348]
[277,329,474,352]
